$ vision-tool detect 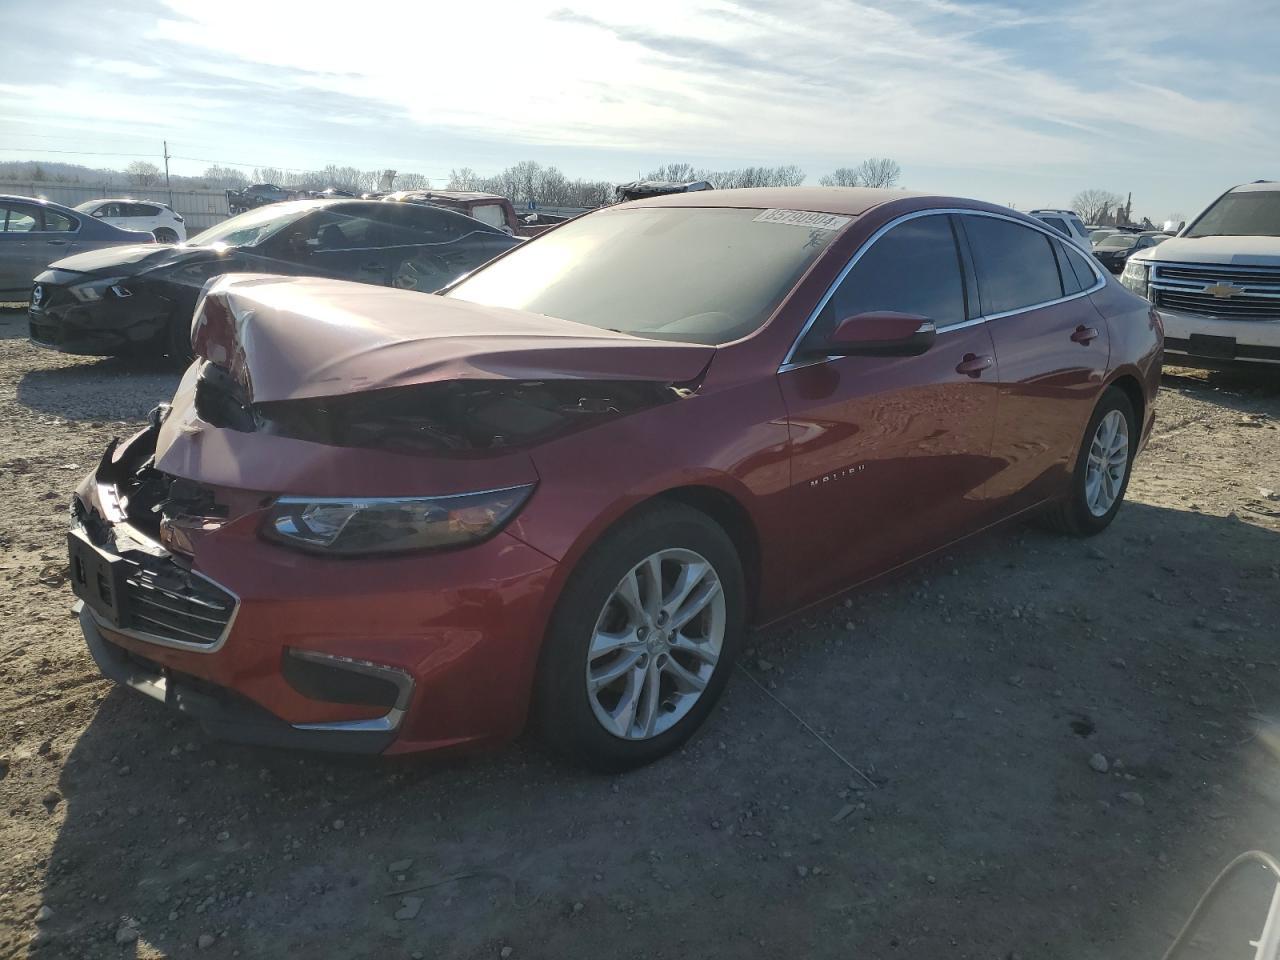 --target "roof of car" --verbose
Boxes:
[618,186,925,216]
[388,190,504,203]
[1231,180,1279,193]
[0,193,78,212]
